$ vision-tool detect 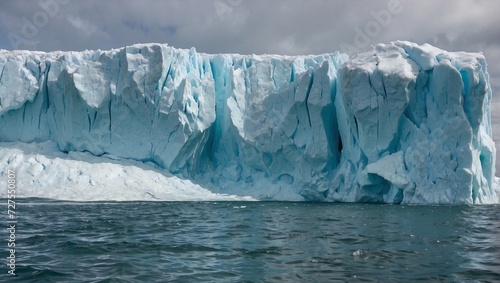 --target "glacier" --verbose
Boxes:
[0,41,498,204]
